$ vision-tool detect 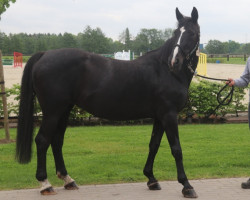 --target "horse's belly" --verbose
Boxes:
[77,94,153,120]
[88,104,152,120]
[96,108,152,121]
